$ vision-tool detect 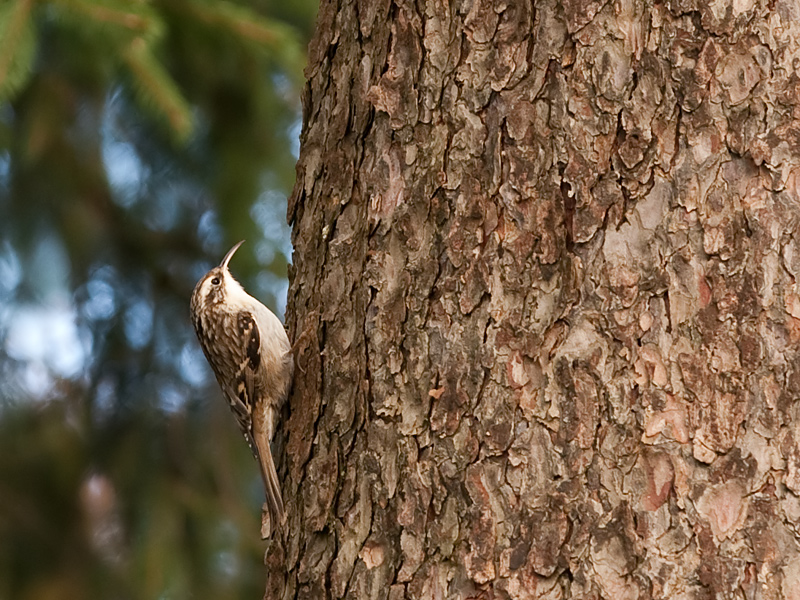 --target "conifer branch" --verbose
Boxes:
[123,38,193,142]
